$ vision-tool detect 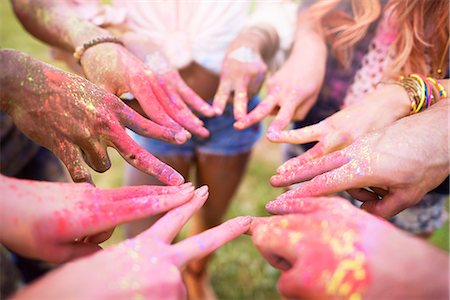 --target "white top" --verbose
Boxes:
[71,0,298,74]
